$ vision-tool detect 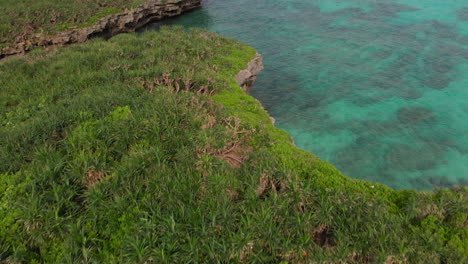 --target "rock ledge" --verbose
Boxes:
[1,0,201,60]
[236,53,264,93]
[236,53,276,125]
